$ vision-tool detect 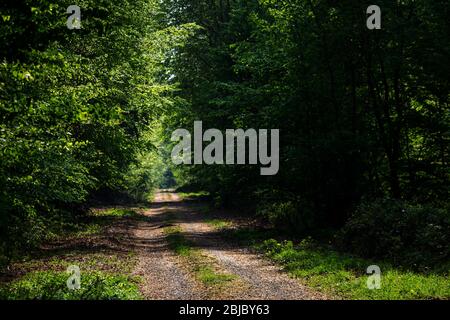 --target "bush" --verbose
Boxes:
[0,201,46,263]
[337,199,450,269]
[257,199,315,235]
